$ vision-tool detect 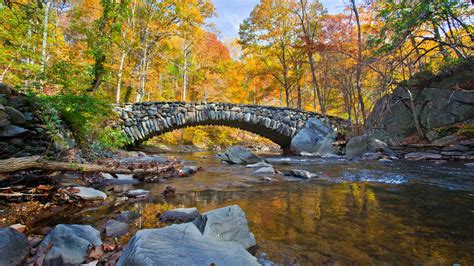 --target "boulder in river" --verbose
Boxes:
[286,169,319,179]
[39,224,102,265]
[0,227,29,266]
[290,118,337,156]
[217,146,263,165]
[345,135,394,160]
[194,205,256,249]
[159,207,199,222]
[179,165,199,177]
